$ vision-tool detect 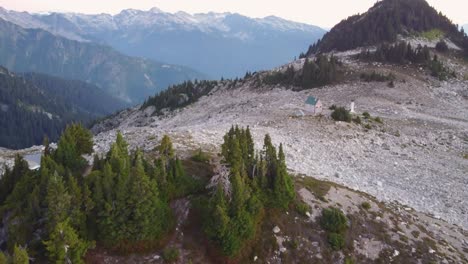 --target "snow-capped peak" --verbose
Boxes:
[149,7,164,14]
